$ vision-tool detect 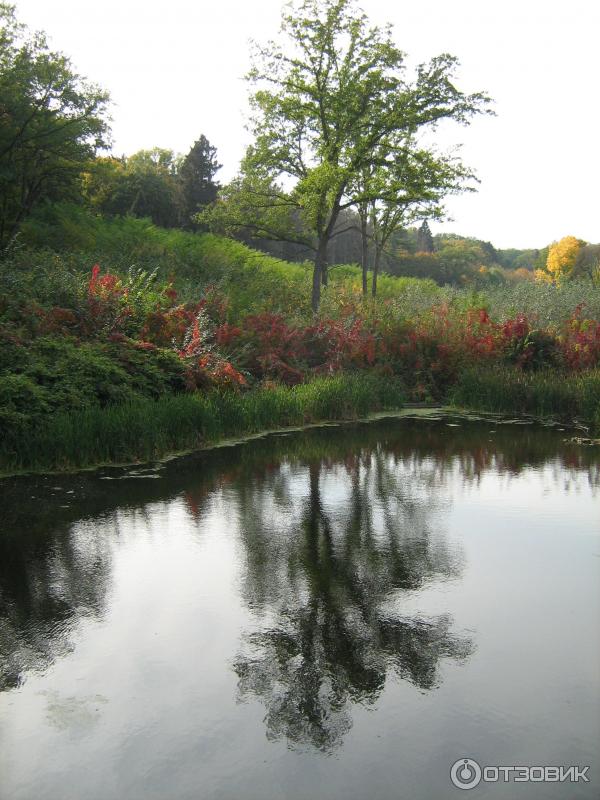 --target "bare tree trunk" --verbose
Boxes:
[312,236,328,313]
[372,246,381,297]
[360,212,368,296]
[128,188,141,216]
[312,201,343,311]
